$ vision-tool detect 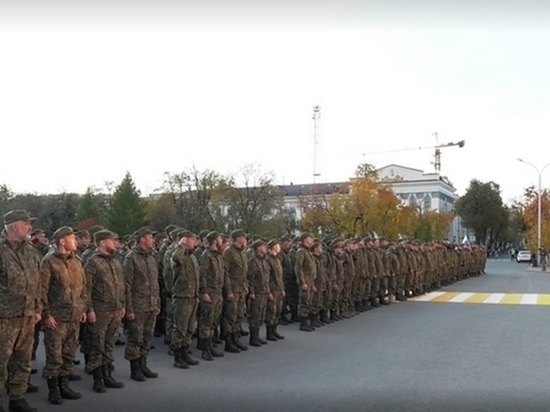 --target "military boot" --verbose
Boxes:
[273,324,285,339]
[266,325,278,341]
[8,399,38,412]
[47,377,63,405]
[26,379,39,394]
[208,339,225,357]
[232,333,248,351]
[290,309,300,323]
[103,365,124,389]
[130,359,146,381]
[239,327,249,337]
[311,315,322,328]
[319,311,331,324]
[299,317,313,332]
[182,346,200,366]
[279,315,290,325]
[224,334,240,353]
[91,368,106,393]
[396,292,407,302]
[370,297,380,308]
[249,329,262,347]
[212,329,223,345]
[173,349,189,369]
[199,339,213,361]
[58,376,81,400]
[140,356,158,378]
